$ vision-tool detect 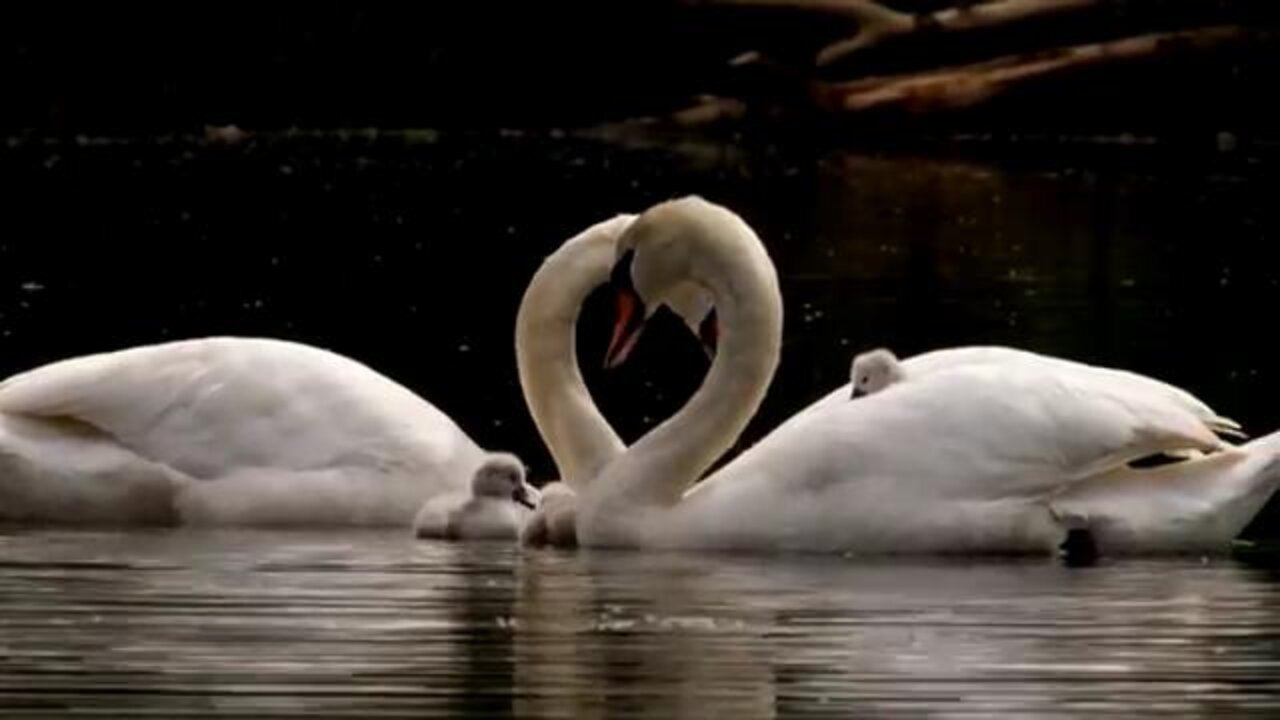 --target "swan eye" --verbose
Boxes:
[860,376,869,385]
